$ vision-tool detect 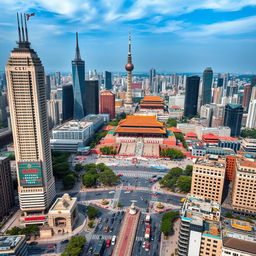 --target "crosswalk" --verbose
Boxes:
[116,171,164,178]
